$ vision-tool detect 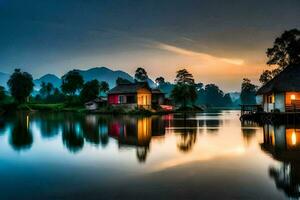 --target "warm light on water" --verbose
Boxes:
[0,111,298,199]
